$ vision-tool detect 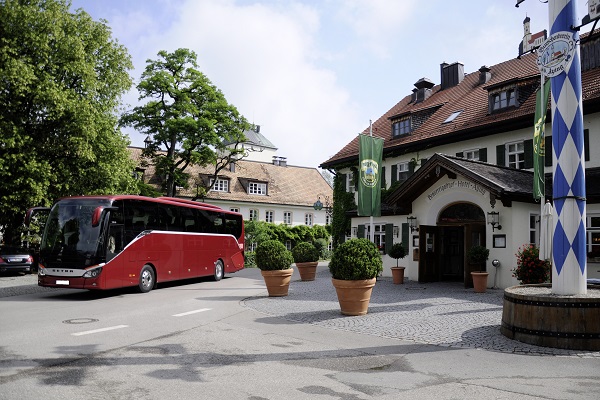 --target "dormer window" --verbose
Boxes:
[491,88,516,111]
[392,118,411,138]
[210,177,229,192]
[248,181,267,195]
